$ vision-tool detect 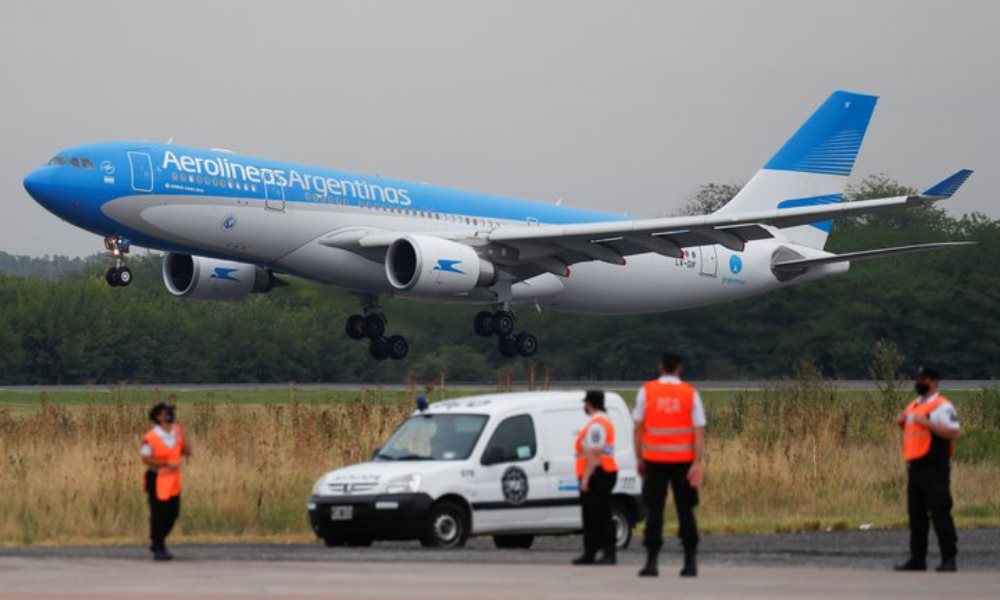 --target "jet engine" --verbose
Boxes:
[385,235,496,296]
[162,253,277,300]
